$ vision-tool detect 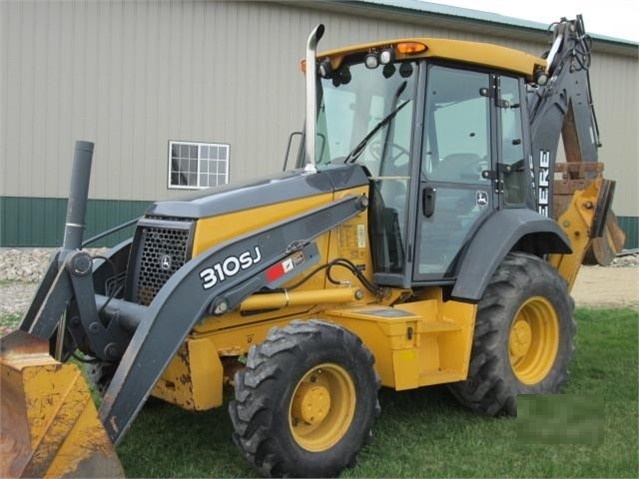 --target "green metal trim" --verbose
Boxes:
[617,216,639,249]
[1,197,150,247]
[2,196,638,250]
